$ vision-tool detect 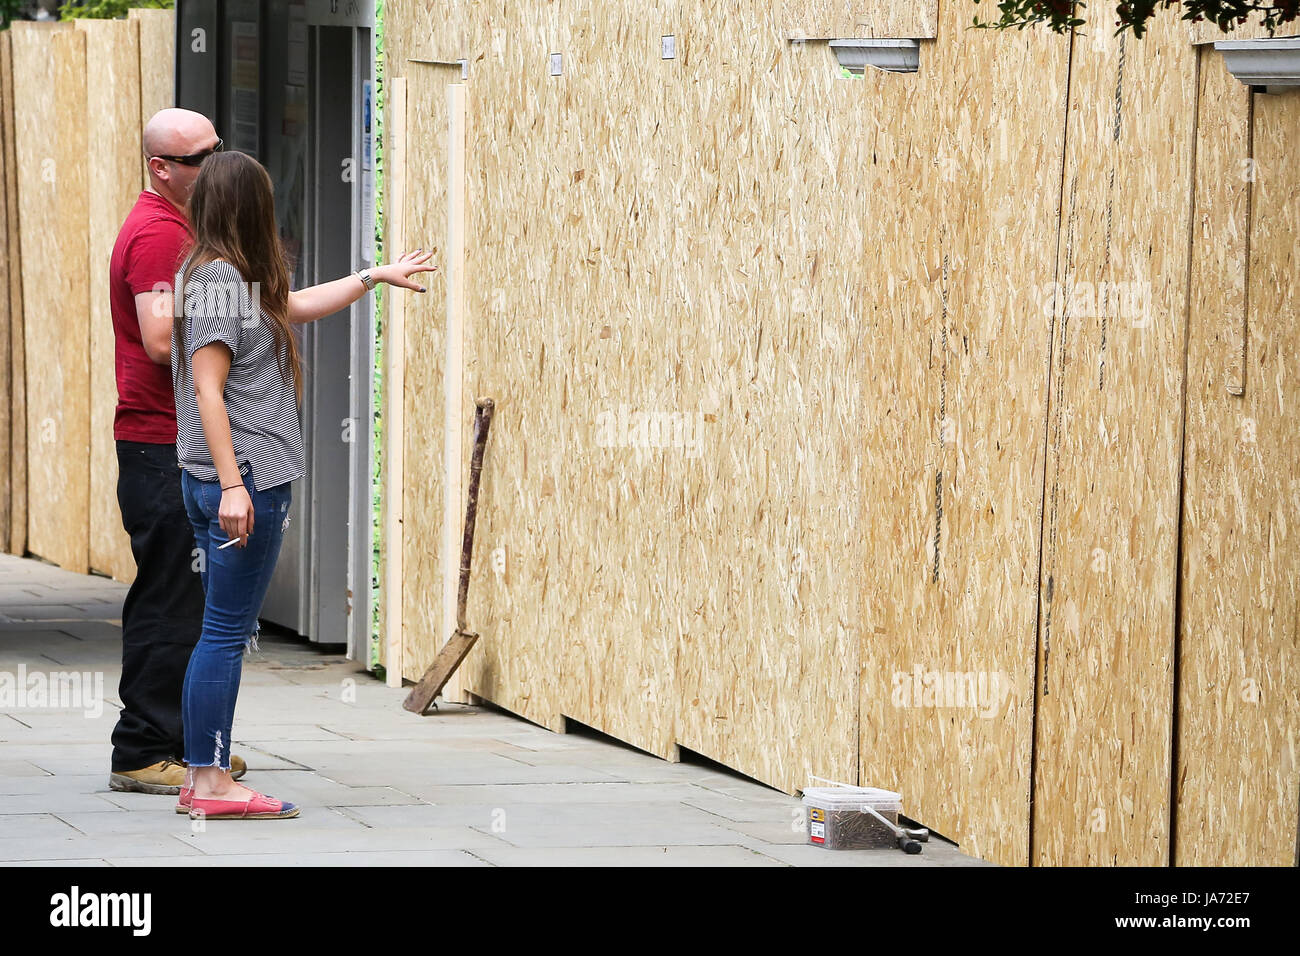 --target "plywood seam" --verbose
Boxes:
[1028,23,1078,867]
[1239,91,1254,396]
[2,31,26,557]
[1168,44,1204,867]
[441,81,467,701]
